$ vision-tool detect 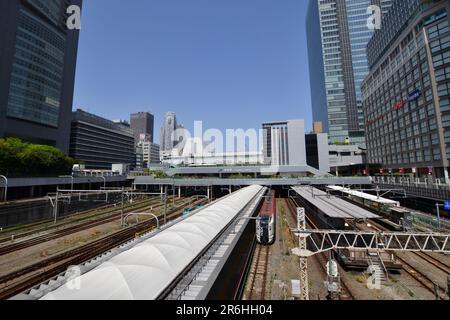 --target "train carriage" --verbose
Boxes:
[256,190,276,245]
